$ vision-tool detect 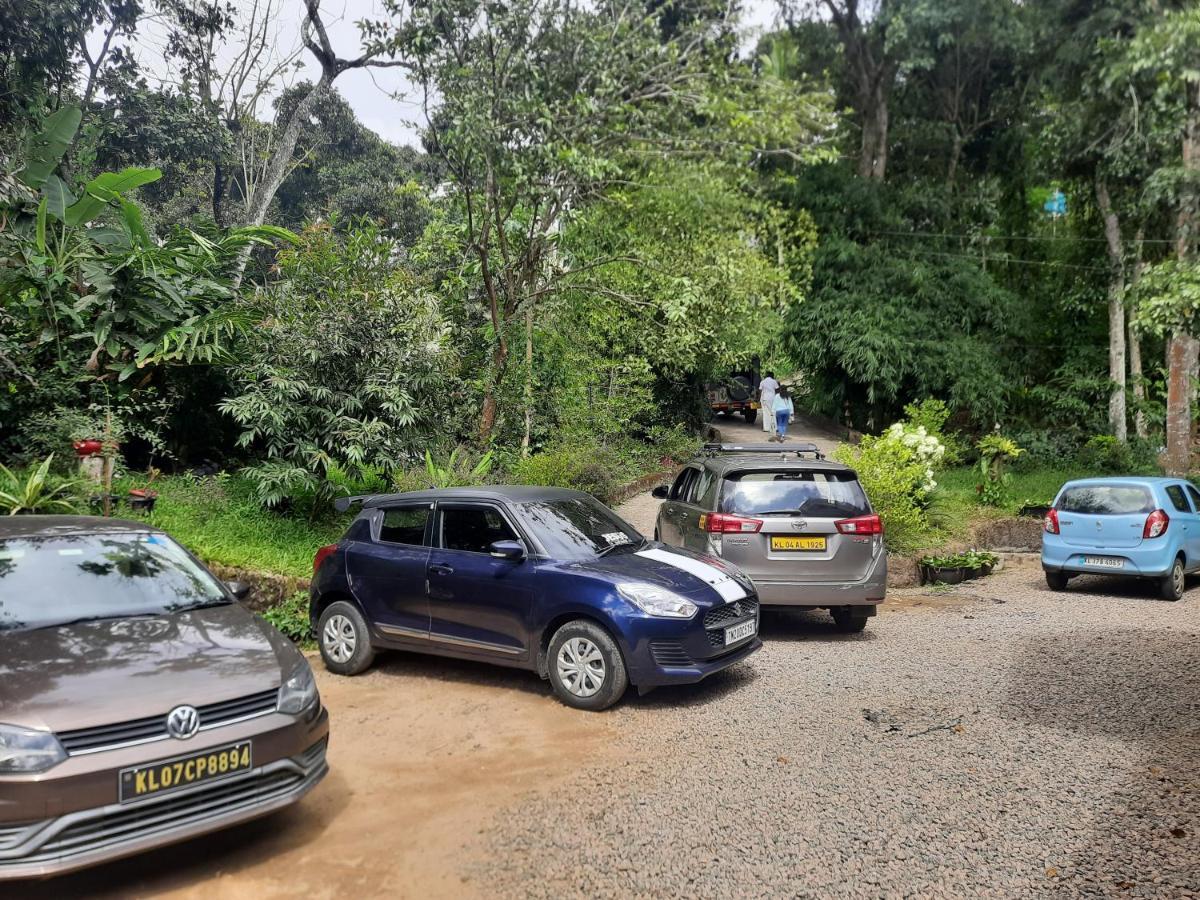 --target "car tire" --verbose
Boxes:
[317,600,376,675]
[547,620,628,711]
[1045,571,1069,591]
[831,609,869,633]
[1159,558,1185,602]
[742,407,757,424]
